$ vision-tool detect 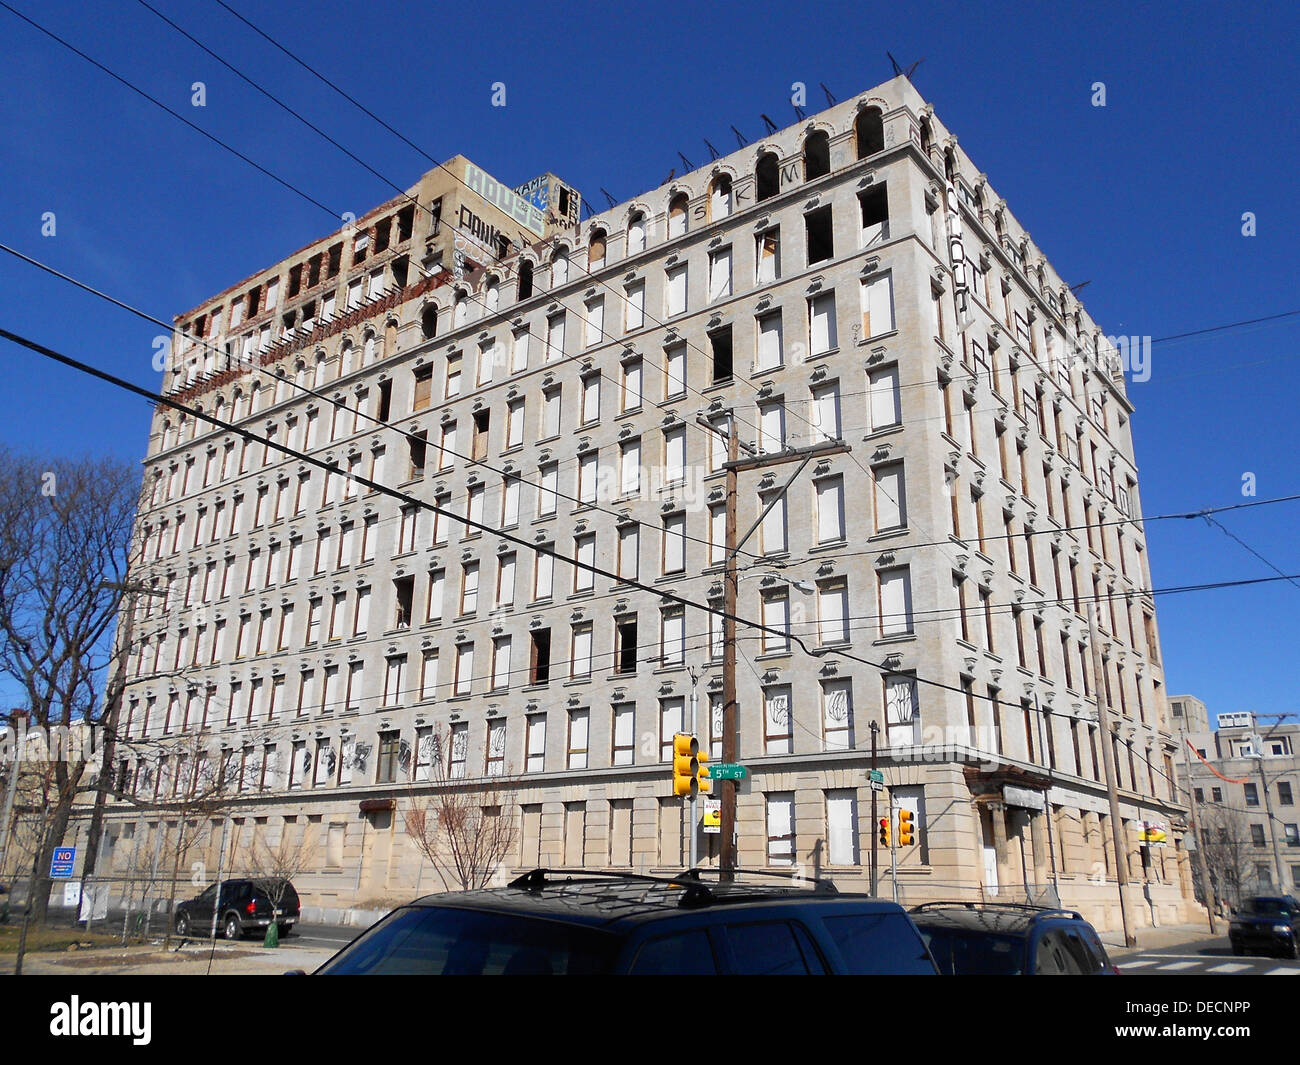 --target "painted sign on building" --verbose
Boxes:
[464,163,546,236]
[945,179,972,331]
[1138,821,1168,847]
